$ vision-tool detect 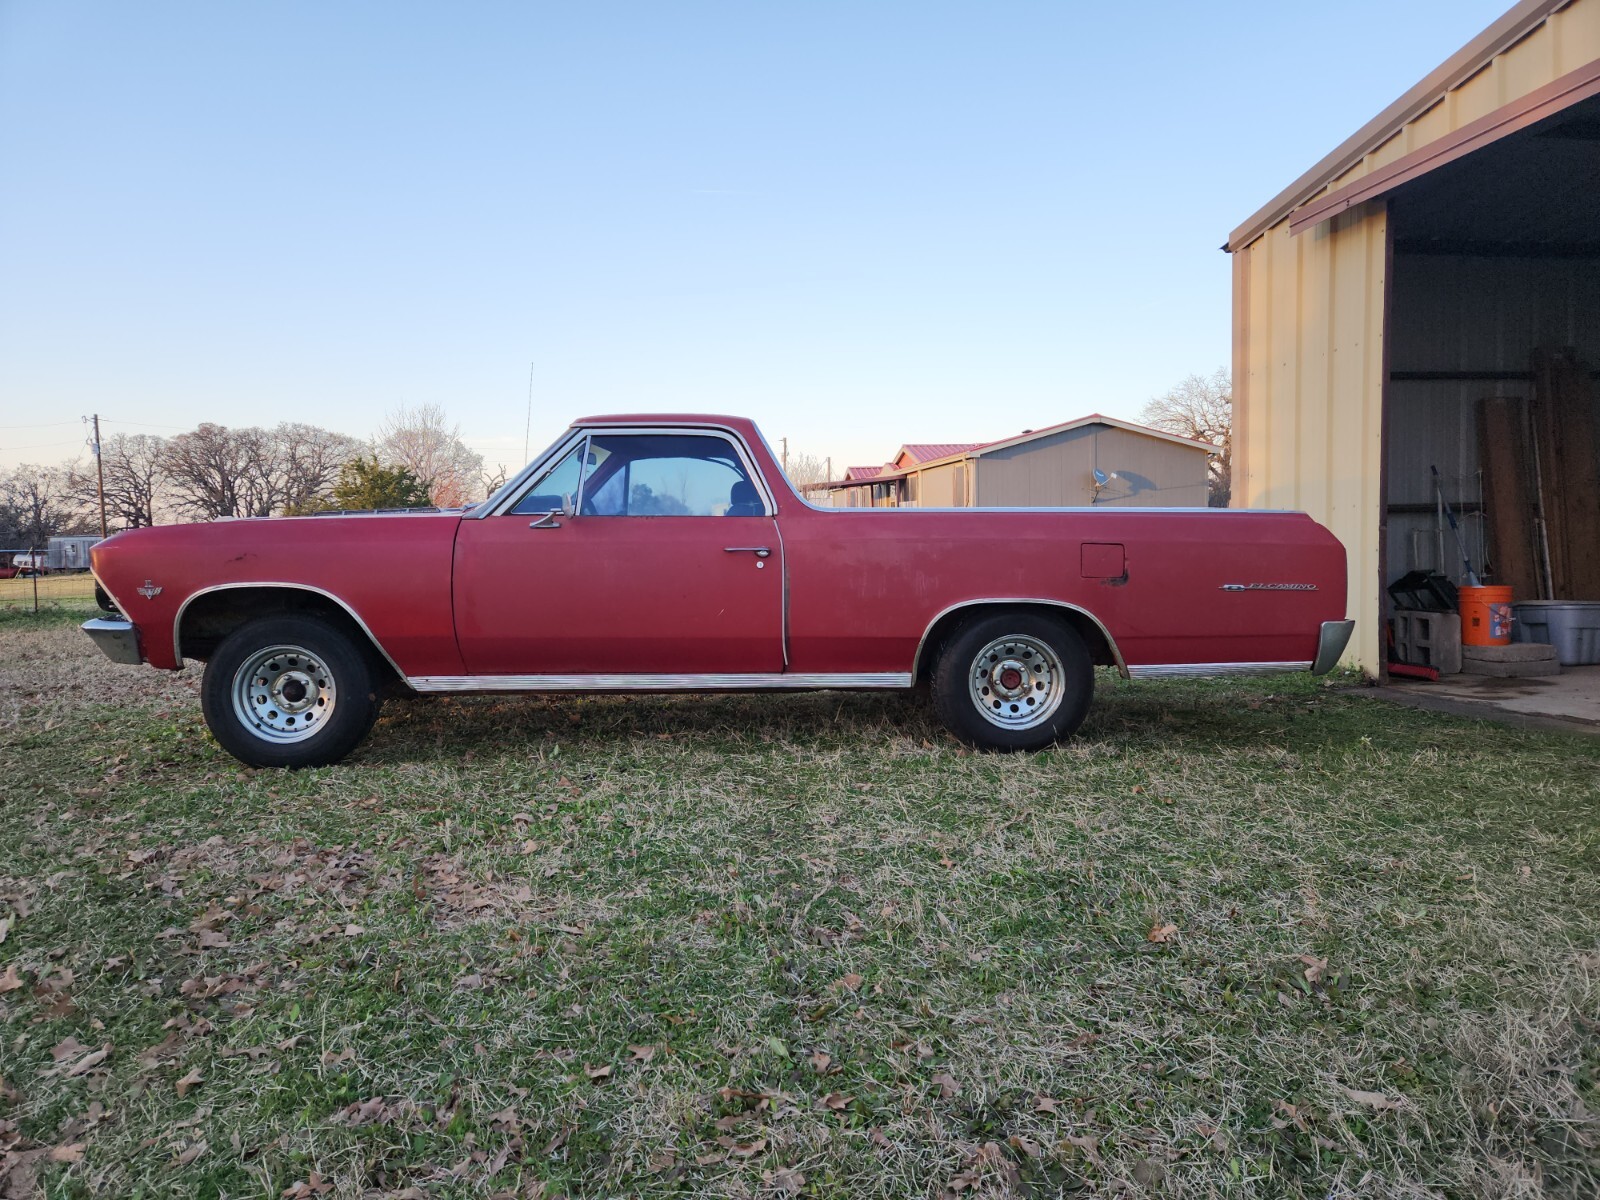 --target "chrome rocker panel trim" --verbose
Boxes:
[409,671,913,693]
[82,617,142,665]
[1126,661,1314,679]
